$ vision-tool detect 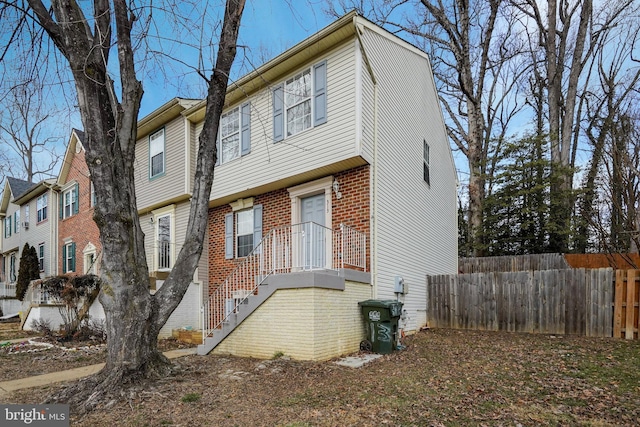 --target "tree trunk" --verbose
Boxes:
[25,0,246,412]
